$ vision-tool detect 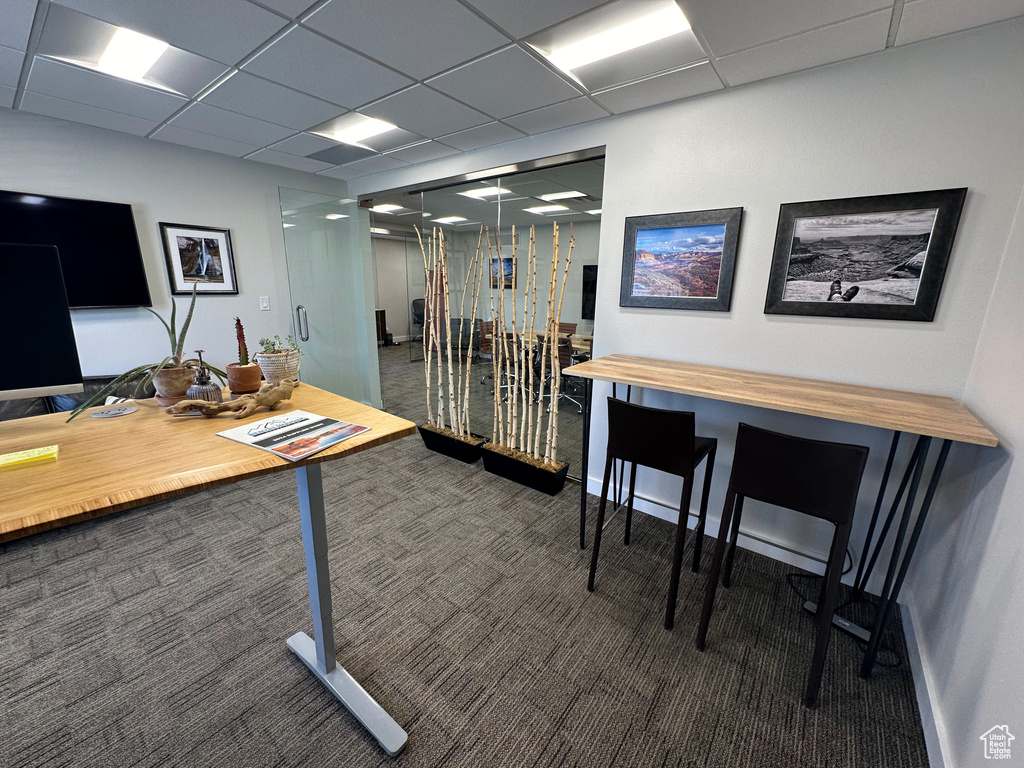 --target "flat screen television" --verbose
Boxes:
[581,264,597,321]
[0,243,83,401]
[0,189,151,308]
